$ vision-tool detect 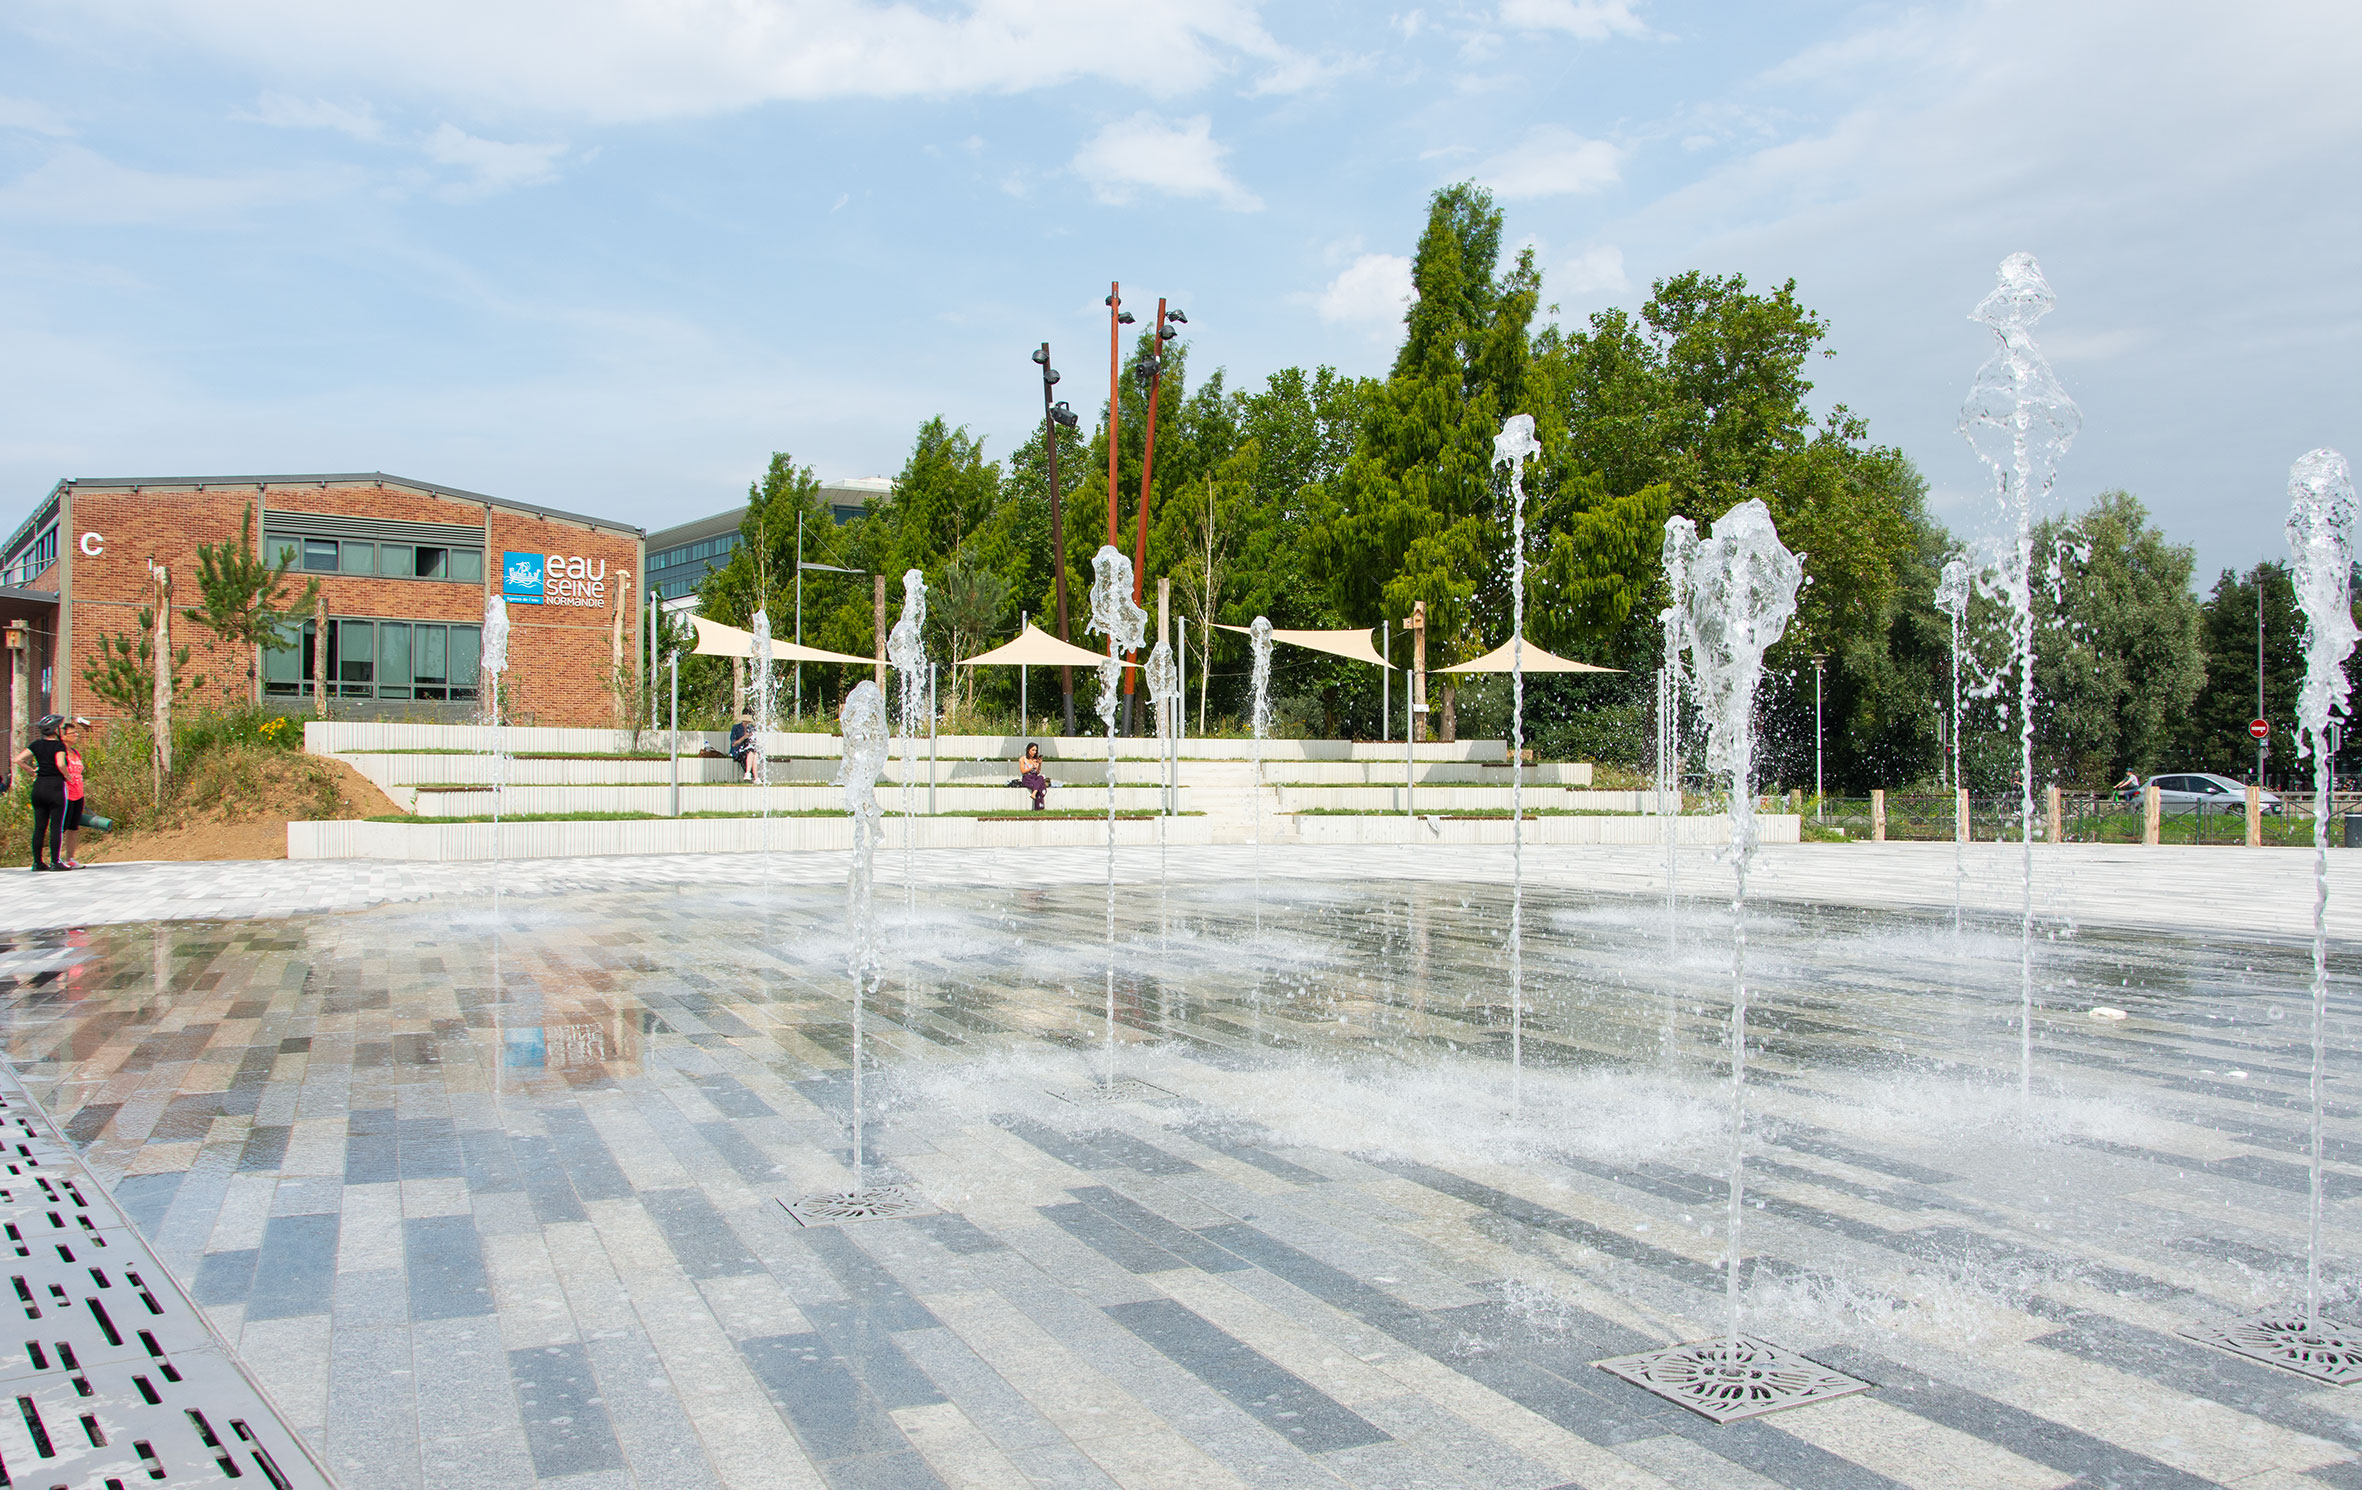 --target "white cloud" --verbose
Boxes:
[424,124,565,198]
[1558,244,1627,296]
[0,97,73,137]
[235,92,382,139]
[1072,113,1259,211]
[1497,0,1646,41]
[0,145,350,225]
[75,0,1303,123]
[1477,125,1621,199]
[1314,252,1413,329]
